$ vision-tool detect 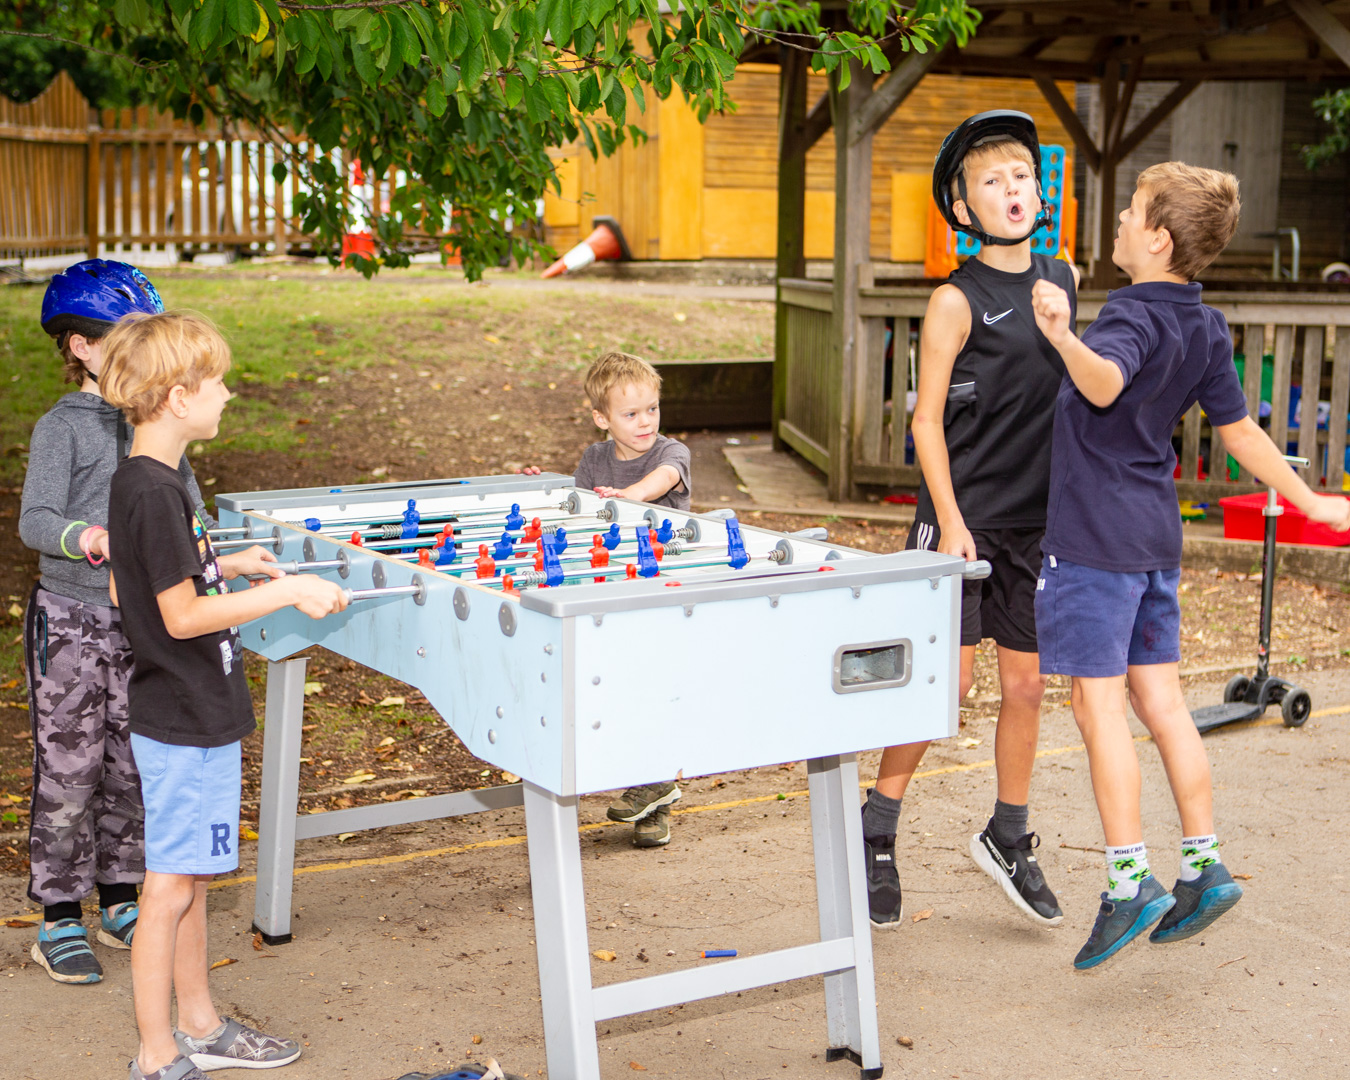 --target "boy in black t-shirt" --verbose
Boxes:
[1031,163,1350,968]
[861,112,1077,931]
[102,312,348,1080]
